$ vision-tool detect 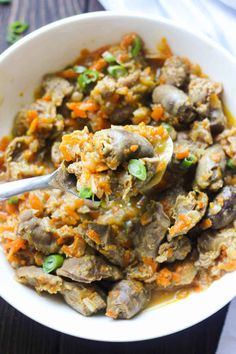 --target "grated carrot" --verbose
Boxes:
[27,117,39,135]
[6,203,18,215]
[143,257,158,273]
[156,268,172,287]
[169,214,191,236]
[4,239,26,262]
[157,37,173,58]
[151,105,164,121]
[120,33,136,49]
[0,136,10,152]
[29,193,44,214]
[86,229,101,245]
[42,95,52,102]
[175,149,190,160]
[200,218,212,230]
[26,110,38,123]
[59,69,78,79]
[90,58,107,72]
